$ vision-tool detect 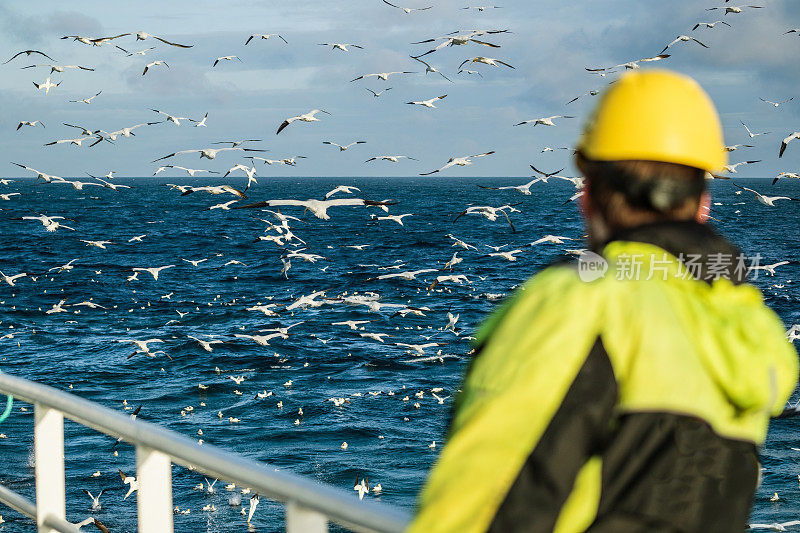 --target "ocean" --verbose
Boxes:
[0,176,797,531]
